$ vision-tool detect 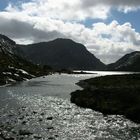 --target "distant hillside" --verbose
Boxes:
[0,34,50,85]
[107,51,140,72]
[16,39,105,70]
